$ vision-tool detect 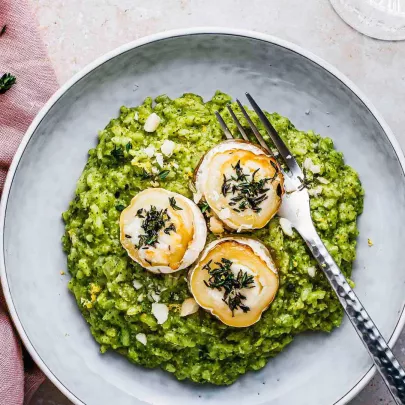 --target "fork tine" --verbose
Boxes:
[226,105,249,141]
[245,93,303,178]
[215,111,234,139]
[236,99,272,154]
